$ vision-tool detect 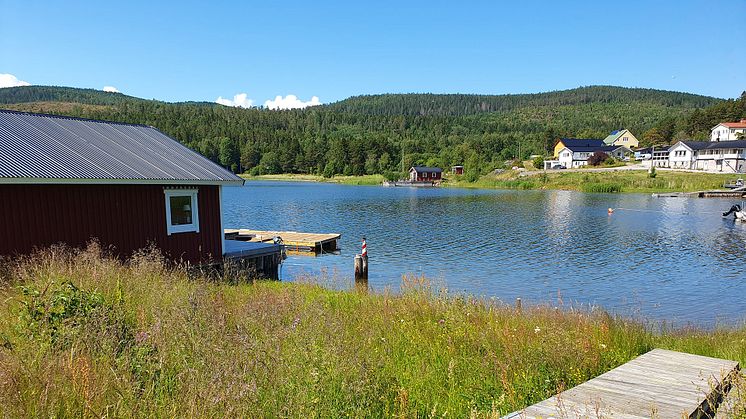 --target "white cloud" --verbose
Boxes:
[0,73,31,88]
[215,93,254,108]
[103,85,120,93]
[264,94,321,110]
